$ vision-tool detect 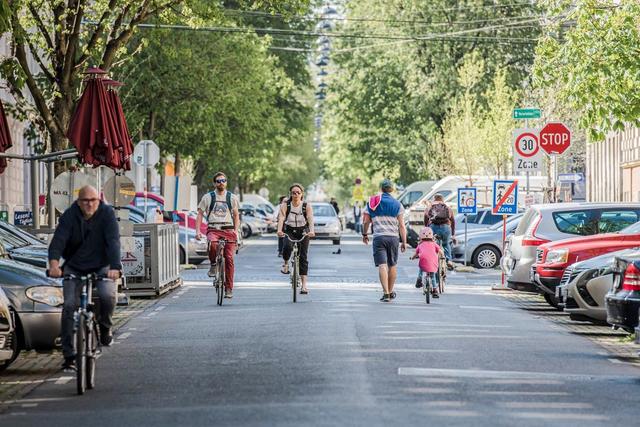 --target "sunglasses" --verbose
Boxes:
[215,179,227,184]
[79,198,99,203]
[291,191,302,195]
